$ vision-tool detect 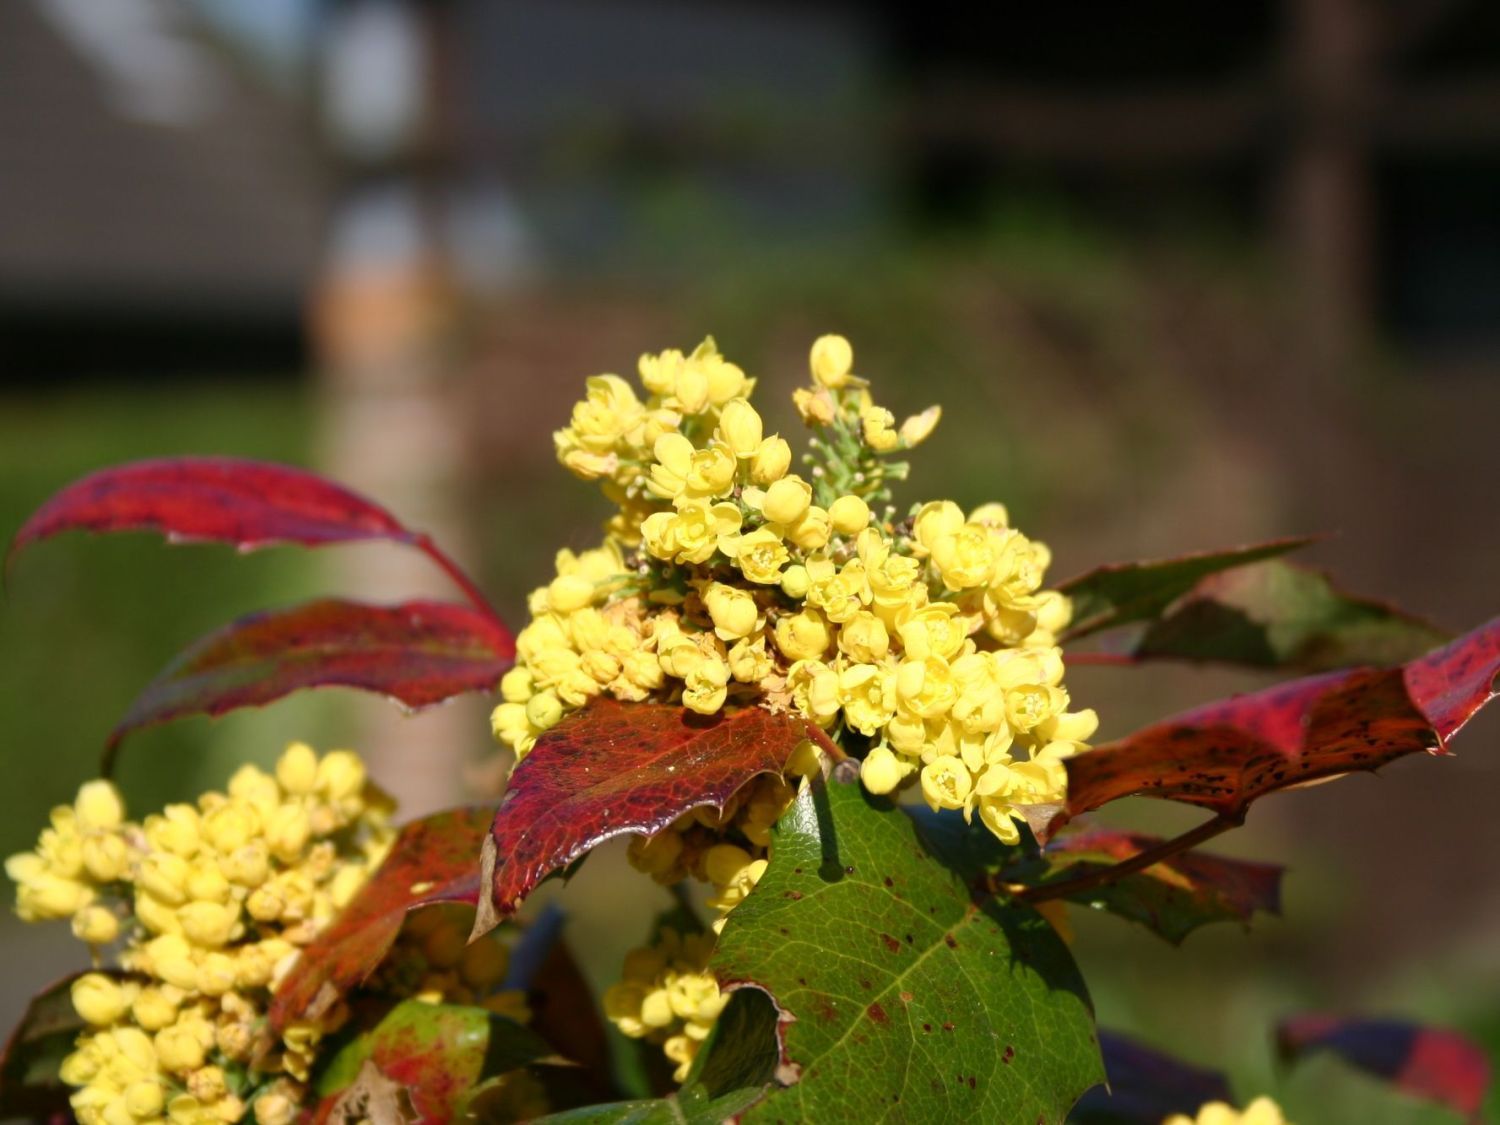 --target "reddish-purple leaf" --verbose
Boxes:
[1058,537,1314,640]
[270,808,489,1030]
[1277,1015,1492,1122]
[107,599,514,762]
[1072,1031,1232,1123]
[1065,616,1500,818]
[0,974,94,1120]
[7,457,420,568]
[1041,828,1282,944]
[476,700,839,934]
